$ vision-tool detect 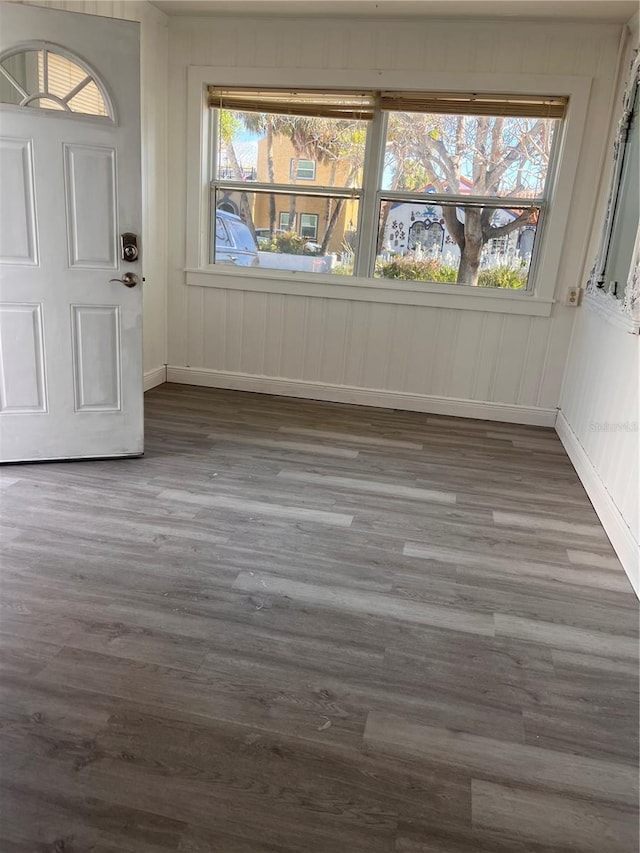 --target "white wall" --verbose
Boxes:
[557,22,639,594]
[18,0,169,383]
[166,16,623,425]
